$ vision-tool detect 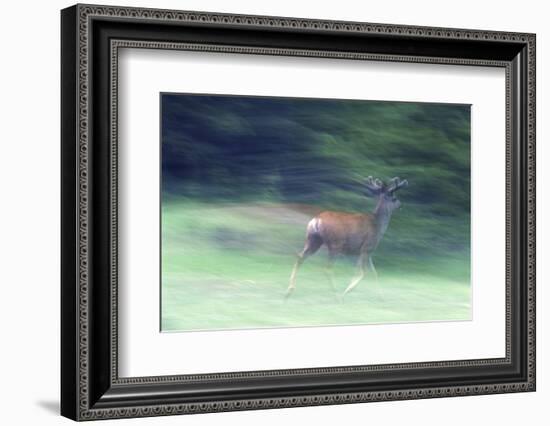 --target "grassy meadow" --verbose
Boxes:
[161,94,471,332]
[161,199,470,331]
